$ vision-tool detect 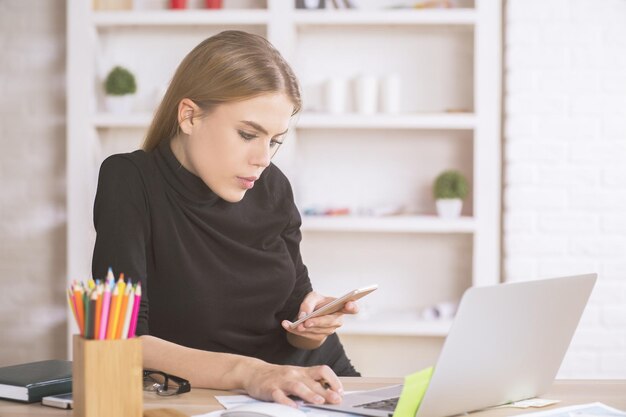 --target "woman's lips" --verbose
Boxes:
[237,176,257,190]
